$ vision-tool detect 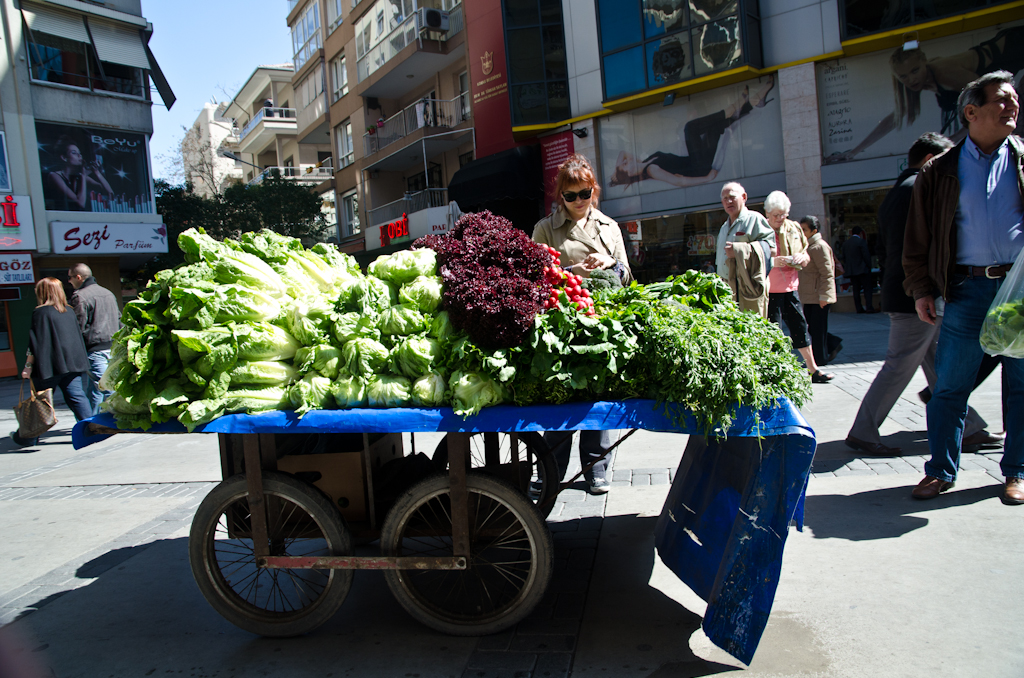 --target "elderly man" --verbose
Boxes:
[903,71,1023,505]
[717,182,776,316]
[763,190,832,382]
[68,264,120,415]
